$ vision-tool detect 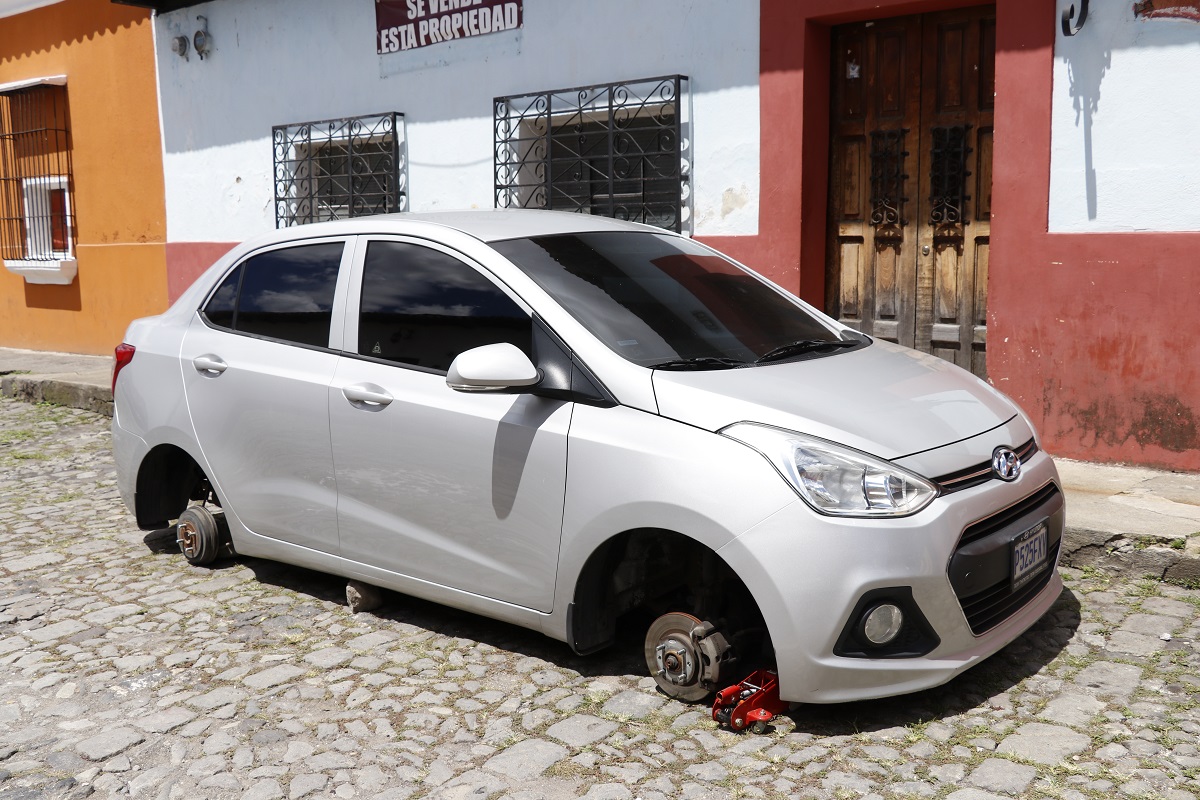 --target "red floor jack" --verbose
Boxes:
[712,669,788,733]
